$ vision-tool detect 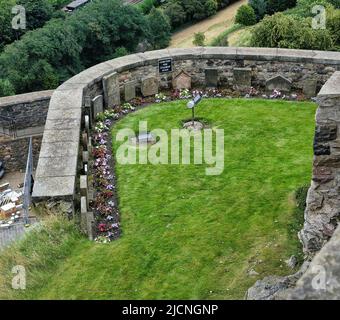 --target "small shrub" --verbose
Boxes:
[0,79,15,97]
[327,0,340,8]
[249,0,268,20]
[235,5,257,26]
[193,32,206,46]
